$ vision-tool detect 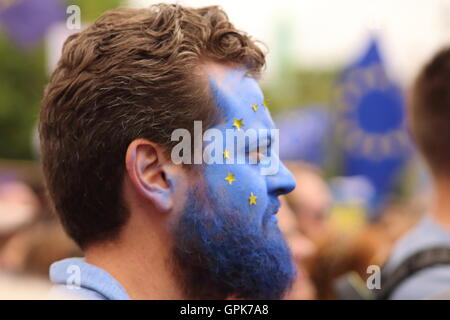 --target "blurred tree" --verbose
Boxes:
[75,0,122,23]
[262,69,338,113]
[0,36,45,159]
[0,0,121,160]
